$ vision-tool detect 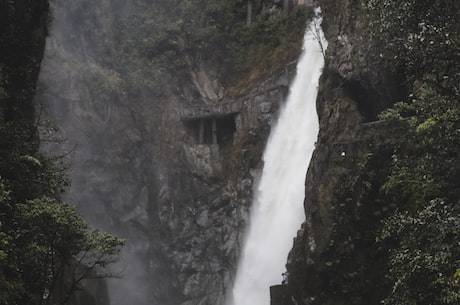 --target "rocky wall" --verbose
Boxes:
[36,1,311,305]
[283,0,406,304]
